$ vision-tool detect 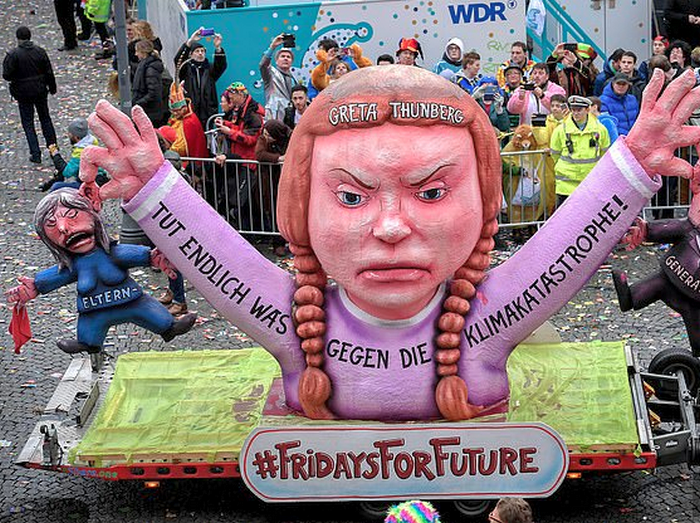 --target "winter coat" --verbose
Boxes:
[624,71,646,104]
[665,0,700,48]
[596,112,620,144]
[546,54,593,96]
[2,41,56,101]
[432,37,464,80]
[131,54,165,126]
[550,114,611,195]
[638,59,651,82]
[310,44,373,92]
[283,103,309,129]
[600,82,639,136]
[114,37,163,81]
[453,72,481,95]
[506,81,566,126]
[222,94,265,161]
[174,43,227,129]
[593,57,617,96]
[259,50,299,121]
